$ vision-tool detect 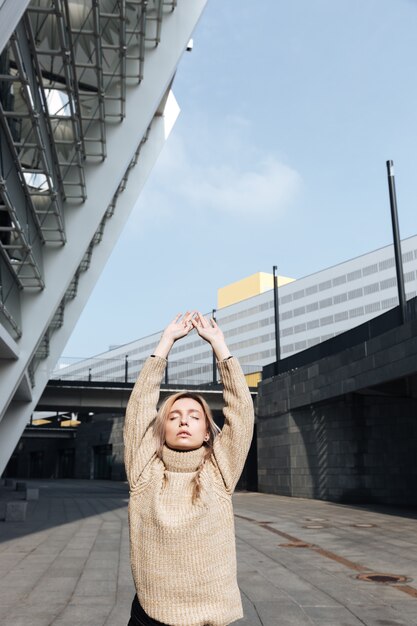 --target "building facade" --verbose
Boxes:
[54,234,417,385]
